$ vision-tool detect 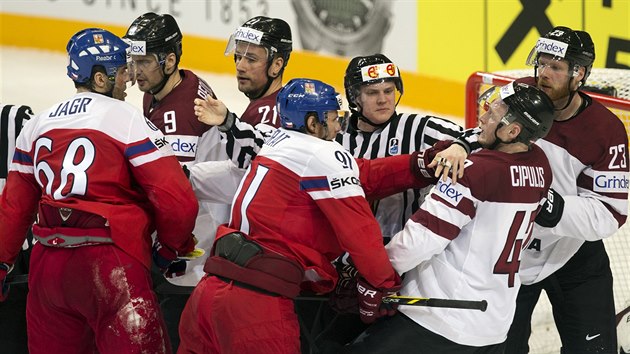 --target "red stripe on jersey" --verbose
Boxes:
[410,209,461,241]
[431,192,477,219]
